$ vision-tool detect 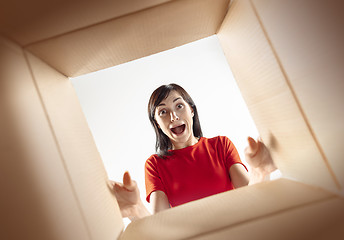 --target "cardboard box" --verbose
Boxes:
[1,0,343,239]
